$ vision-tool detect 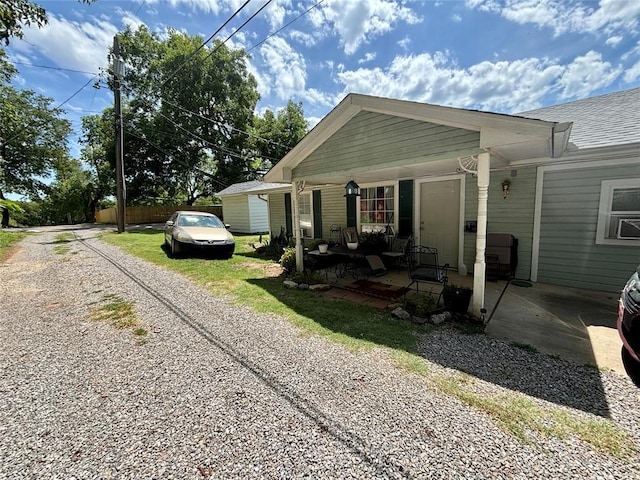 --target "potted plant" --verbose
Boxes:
[442,284,473,314]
